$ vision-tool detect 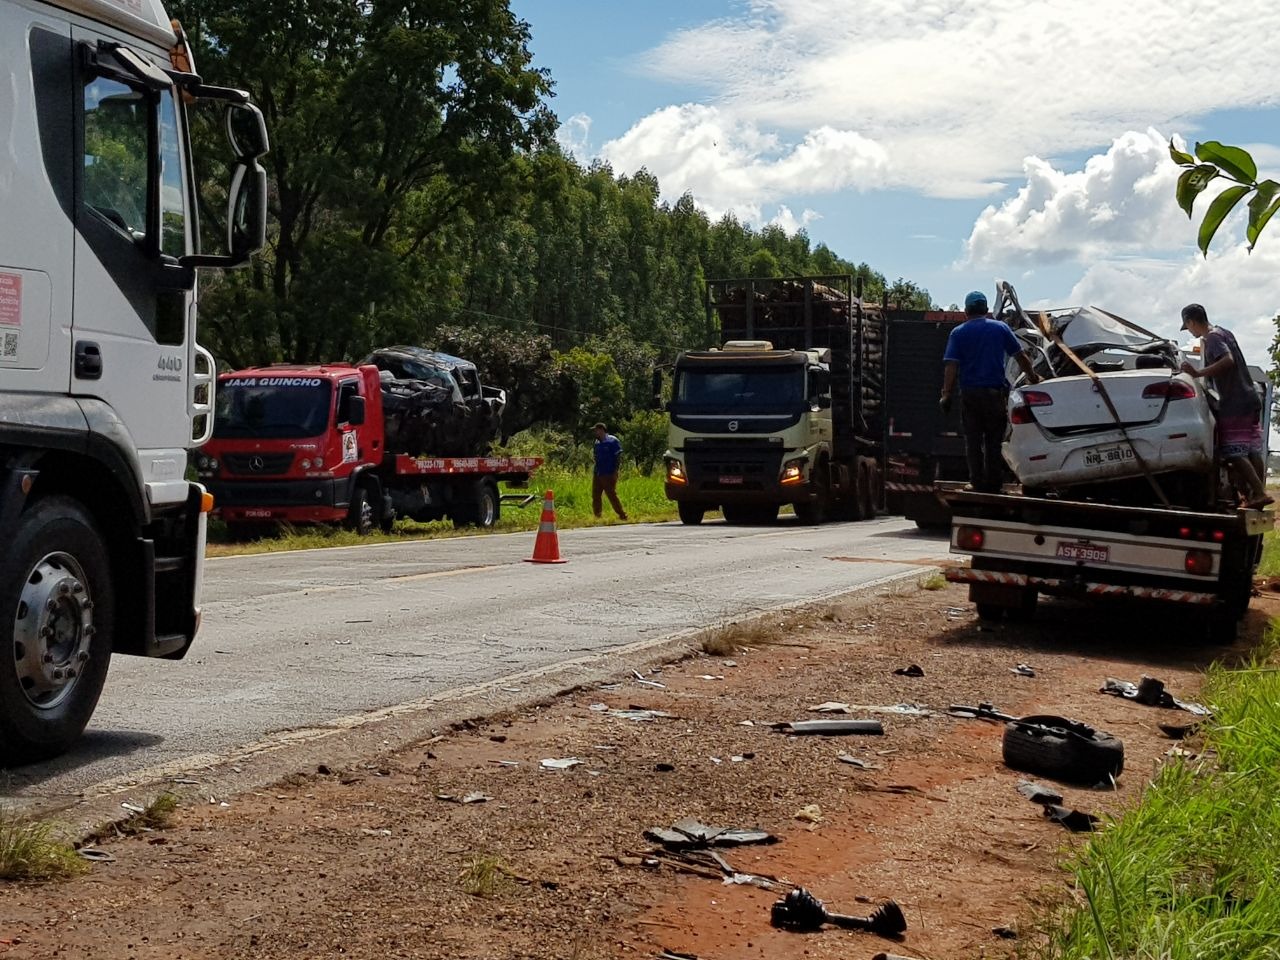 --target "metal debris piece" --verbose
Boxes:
[606,708,674,722]
[738,719,755,726]
[1011,663,1036,677]
[730,753,754,763]
[633,670,667,689]
[491,760,520,767]
[540,757,583,770]
[697,675,725,681]
[589,702,609,712]
[1042,804,1099,832]
[120,802,145,814]
[1016,780,1064,805]
[948,702,1018,722]
[360,828,392,837]
[775,719,885,736]
[643,818,778,850]
[837,754,873,769]
[658,950,699,960]
[810,702,932,716]
[993,925,1018,939]
[722,660,738,667]
[770,887,908,936]
[1100,676,1210,715]
[77,848,116,863]
[893,664,925,677]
